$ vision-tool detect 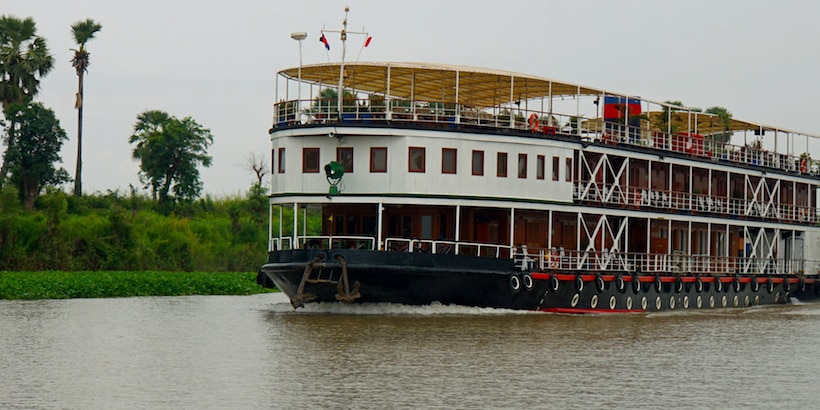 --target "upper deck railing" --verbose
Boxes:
[574,182,820,226]
[273,98,820,178]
